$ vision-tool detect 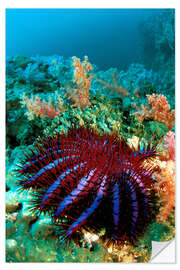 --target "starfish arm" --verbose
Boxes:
[22,149,62,170]
[126,169,149,217]
[112,182,120,240]
[24,155,78,185]
[55,168,96,217]
[40,163,85,209]
[126,179,138,234]
[65,176,107,237]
